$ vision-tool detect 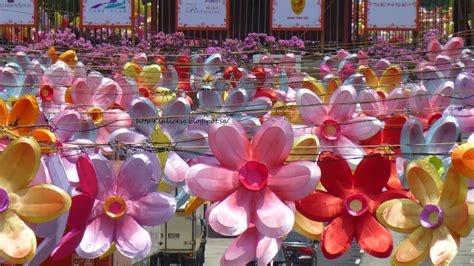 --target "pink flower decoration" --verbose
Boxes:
[185,117,320,242]
[71,154,176,259]
[296,85,382,167]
